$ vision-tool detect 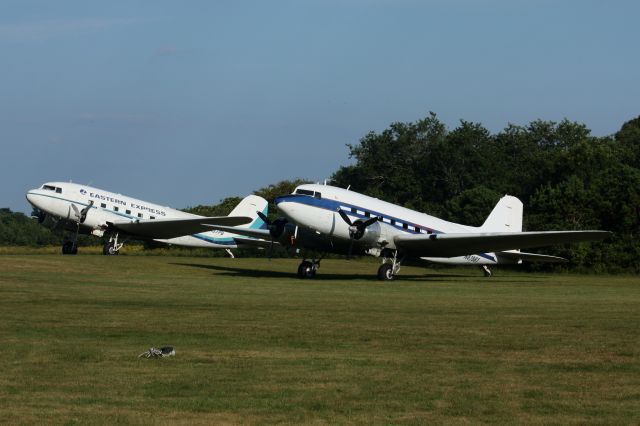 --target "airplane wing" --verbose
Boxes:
[203,224,273,240]
[109,216,253,239]
[496,251,567,263]
[394,231,610,258]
